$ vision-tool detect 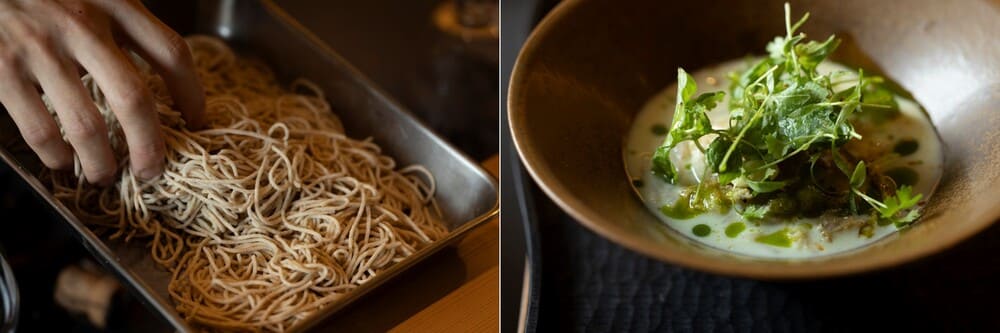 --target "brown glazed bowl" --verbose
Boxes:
[508,0,1000,279]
